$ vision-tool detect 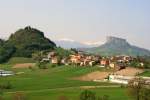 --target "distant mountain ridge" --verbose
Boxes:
[54,39,101,49]
[80,36,150,56]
